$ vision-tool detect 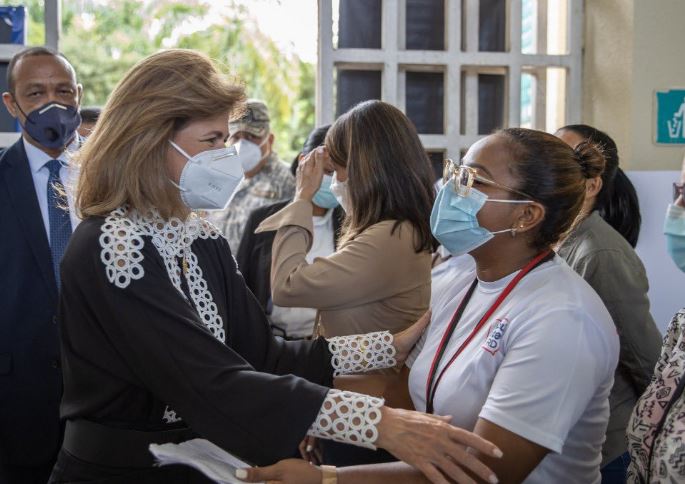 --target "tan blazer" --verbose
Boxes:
[256,199,431,337]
